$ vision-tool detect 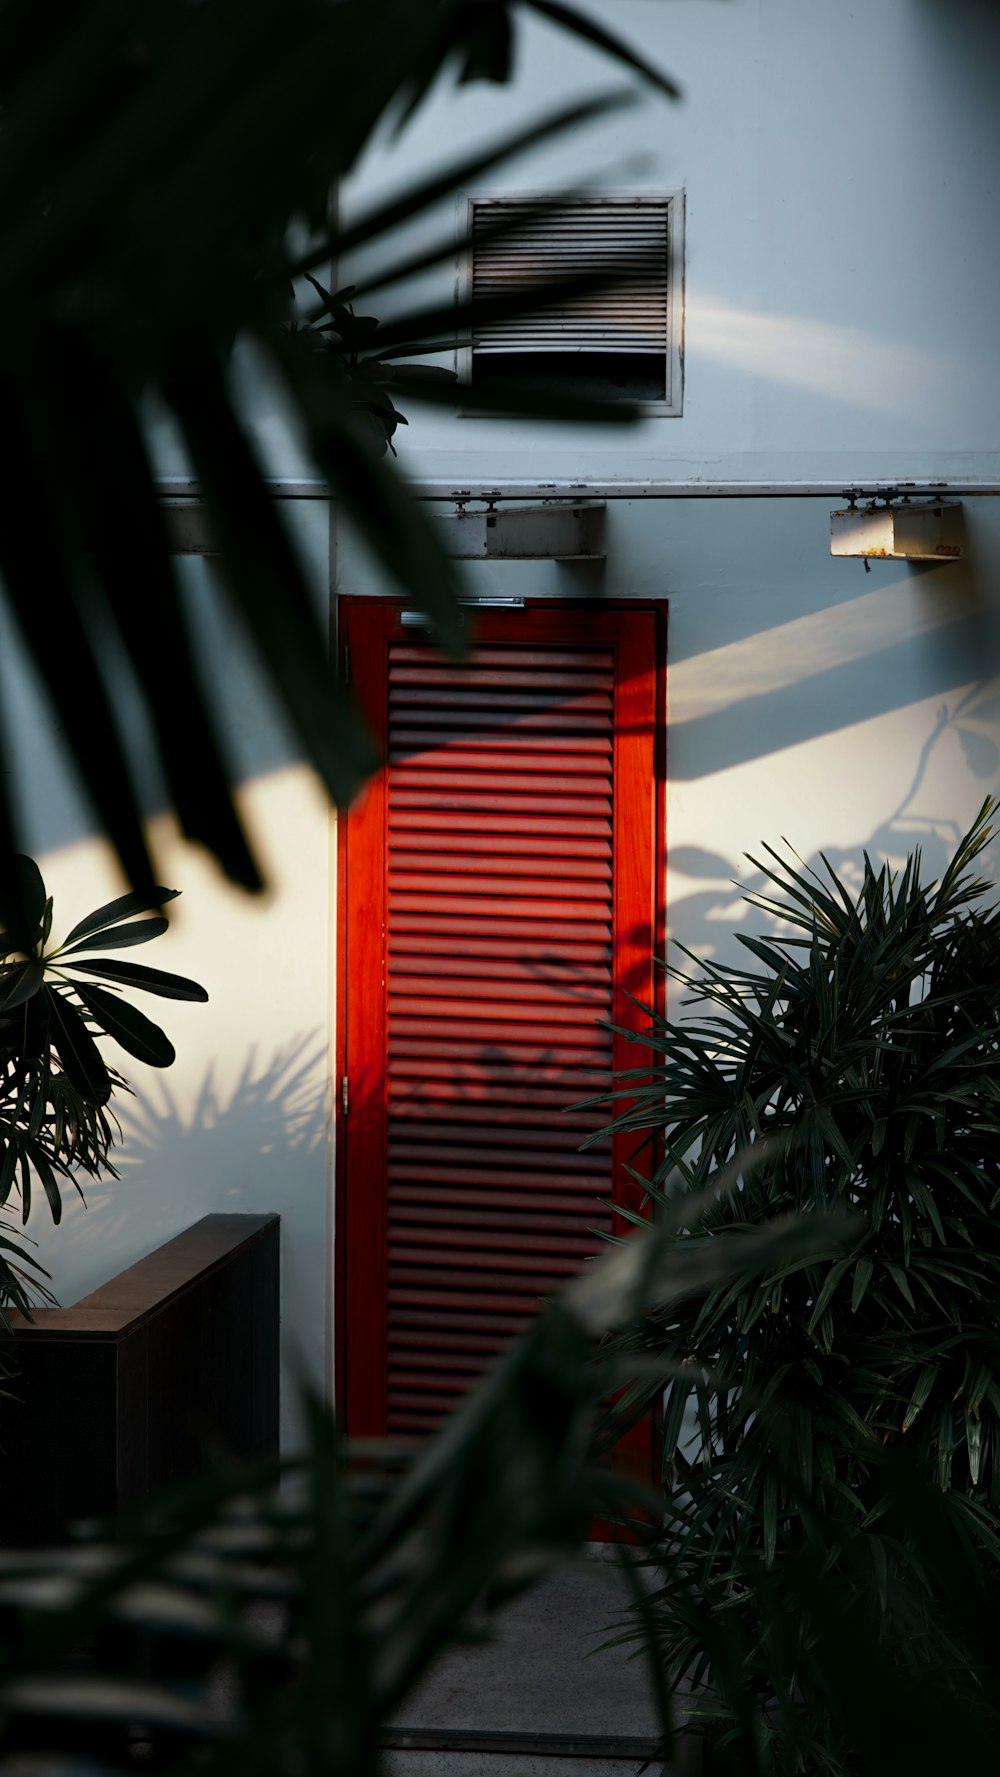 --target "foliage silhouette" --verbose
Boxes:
[0,1170,839,1777]
[0,0,680,910]
[0,858,205,1321]
[592,798,1000,1773]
